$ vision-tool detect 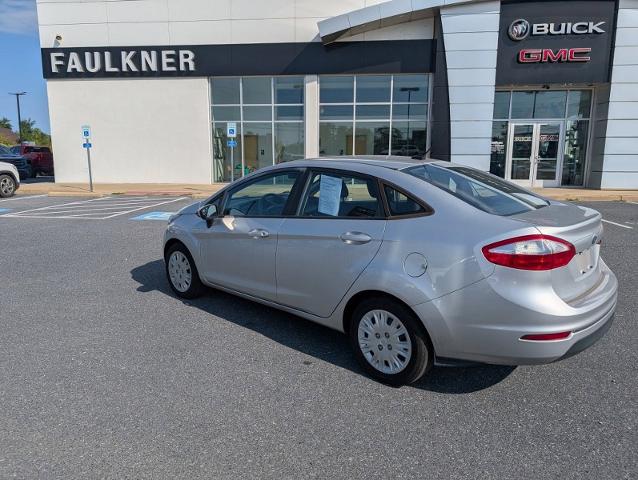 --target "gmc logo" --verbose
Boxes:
[518,48,592,63]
